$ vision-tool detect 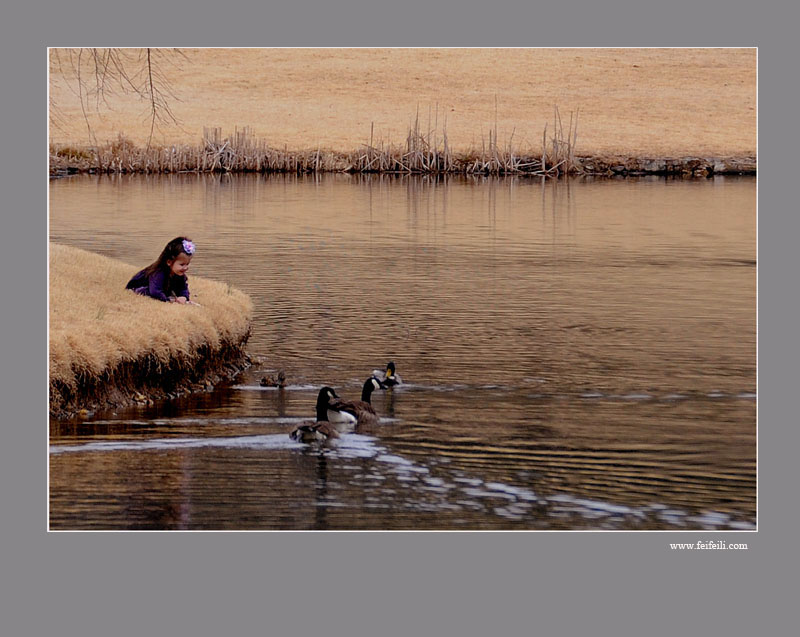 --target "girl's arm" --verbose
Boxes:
[148,270,171,302]
[174,275,200,305]
[176,275,191,301]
